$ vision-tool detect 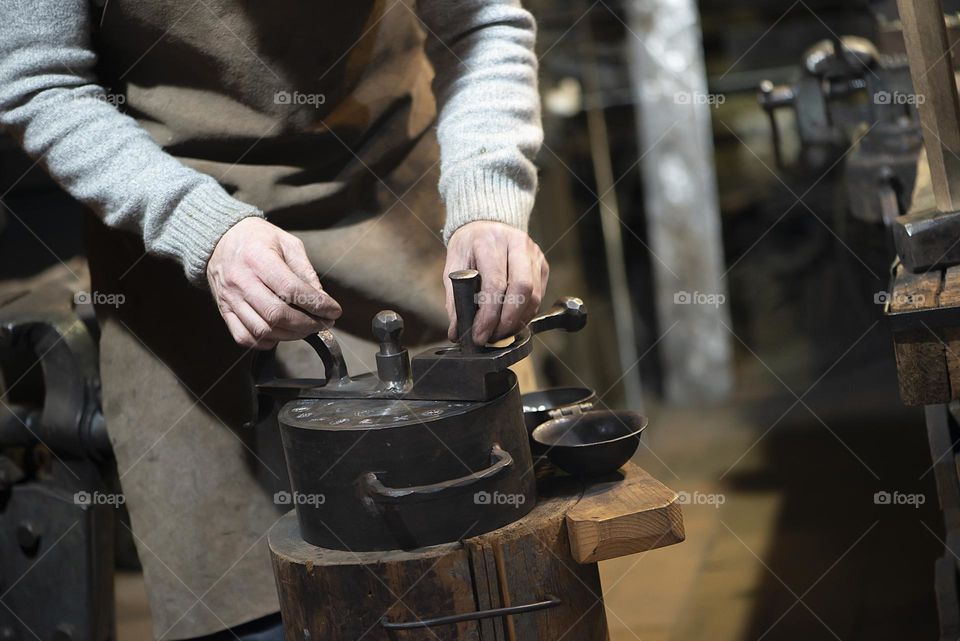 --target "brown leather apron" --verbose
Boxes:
[85,1,448,636]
